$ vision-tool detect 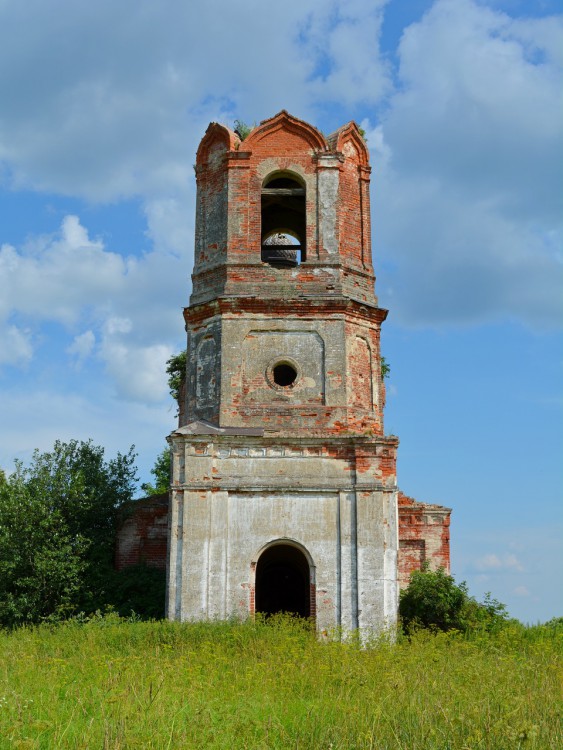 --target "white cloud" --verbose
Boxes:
[104,317,132,337]
[456,525,562,622]
[475,554,502,571]
[1,0,559,329]
[475,553,524,572]
[0,0,390,202]
[390,0,562,220]
[306,1,391,105]
[0,386,173,488]
[0,215,186,401]
[0,215,126,326]
[67,330,95,362]
[99,339,173,403]
[143,194,194,255]
[0,325,33,366]
[370,0,563,327]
